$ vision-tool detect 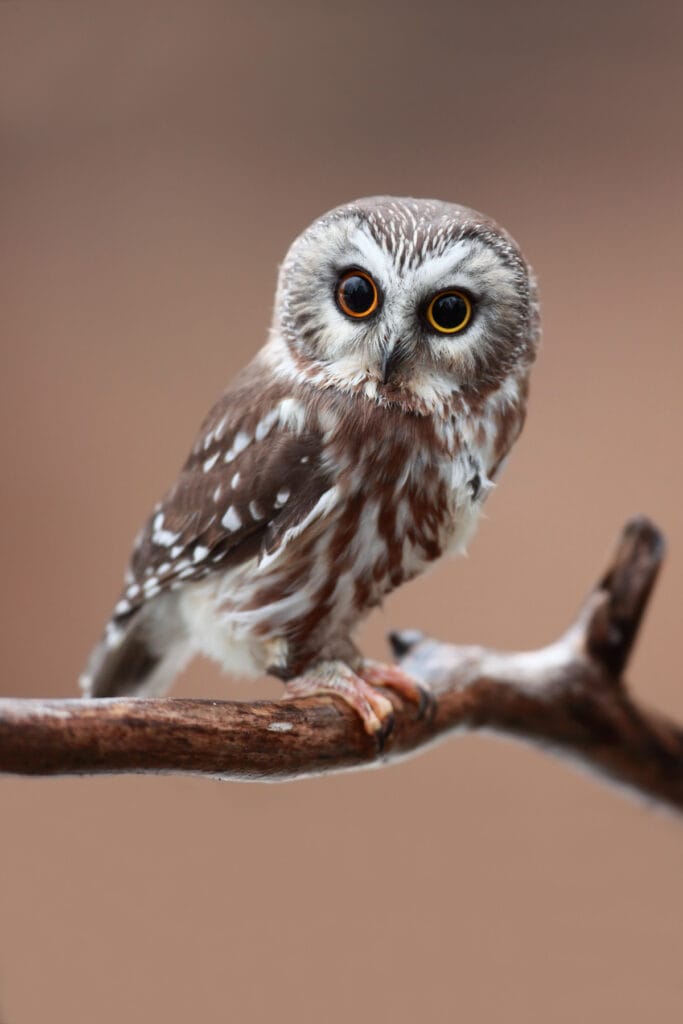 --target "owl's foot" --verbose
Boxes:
[282,660,395,747]
[358,659,436,721]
